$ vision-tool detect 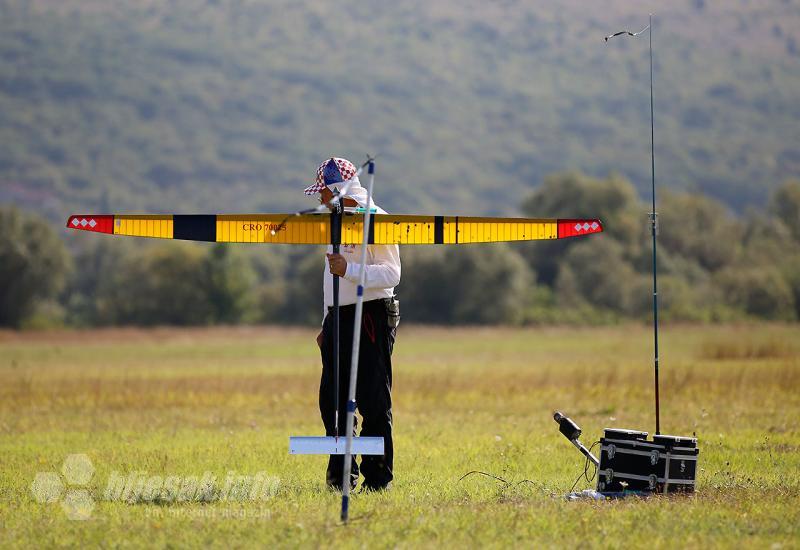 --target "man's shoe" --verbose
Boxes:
[326,478,358,492]
[358,481,392,493]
